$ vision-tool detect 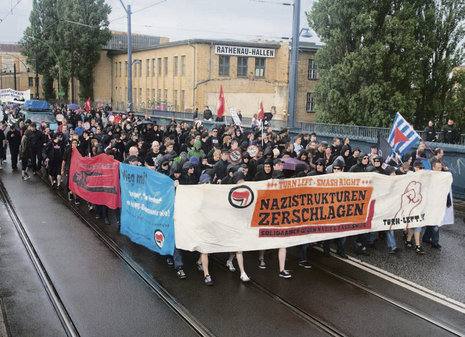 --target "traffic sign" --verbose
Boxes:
[57,92,65,96]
